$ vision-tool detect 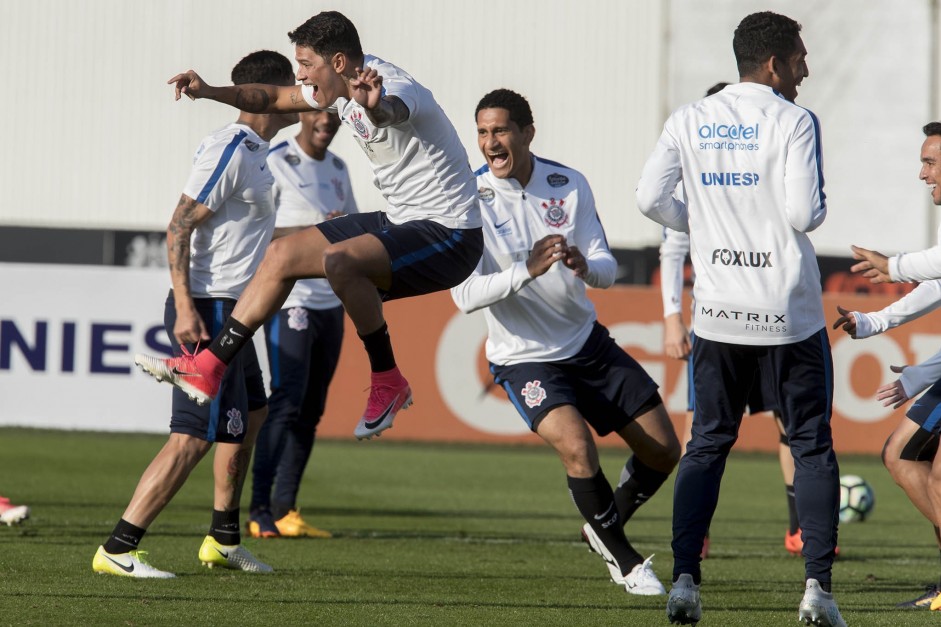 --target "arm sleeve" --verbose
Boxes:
[450,259,535,314]
[850,281,941,338]
[660,228,690,318]
[636,120,689,232]
[572,176,616,288]
[900,352,941,398]
[181,138,244,212]
[891,247,941,282]
[784,111,827,233]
